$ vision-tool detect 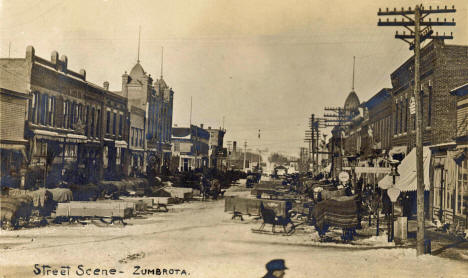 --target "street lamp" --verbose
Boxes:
[387,159,401,242]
